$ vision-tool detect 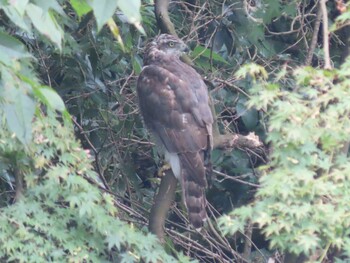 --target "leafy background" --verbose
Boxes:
[0,0,350,262]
